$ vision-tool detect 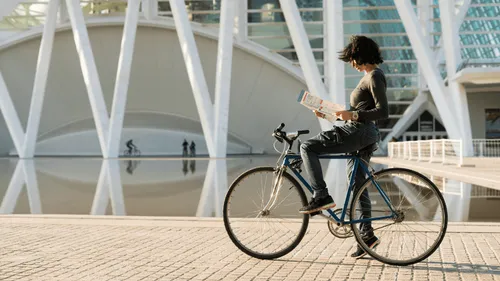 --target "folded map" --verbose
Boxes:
[297,90,345,122]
